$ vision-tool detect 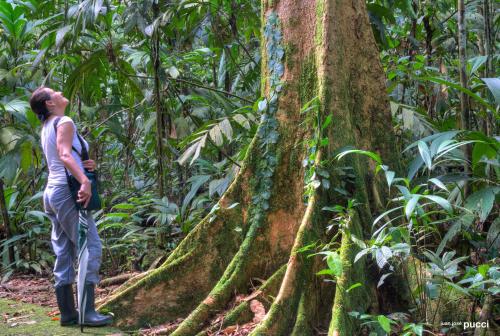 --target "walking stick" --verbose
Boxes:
[77,210,90,332]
